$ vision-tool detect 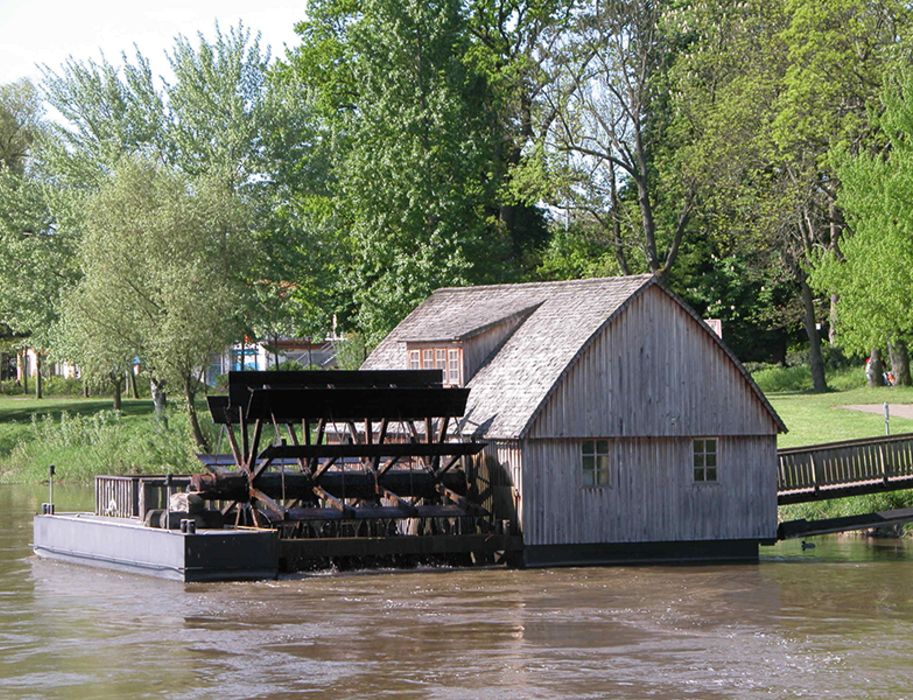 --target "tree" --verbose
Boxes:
[0,79,44,174]
[812,72,913,378]
[284,0,518,344]
[68,157,254,449]
[0,167,77,399]
[549,0,696,279]
[40,24,286,410]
